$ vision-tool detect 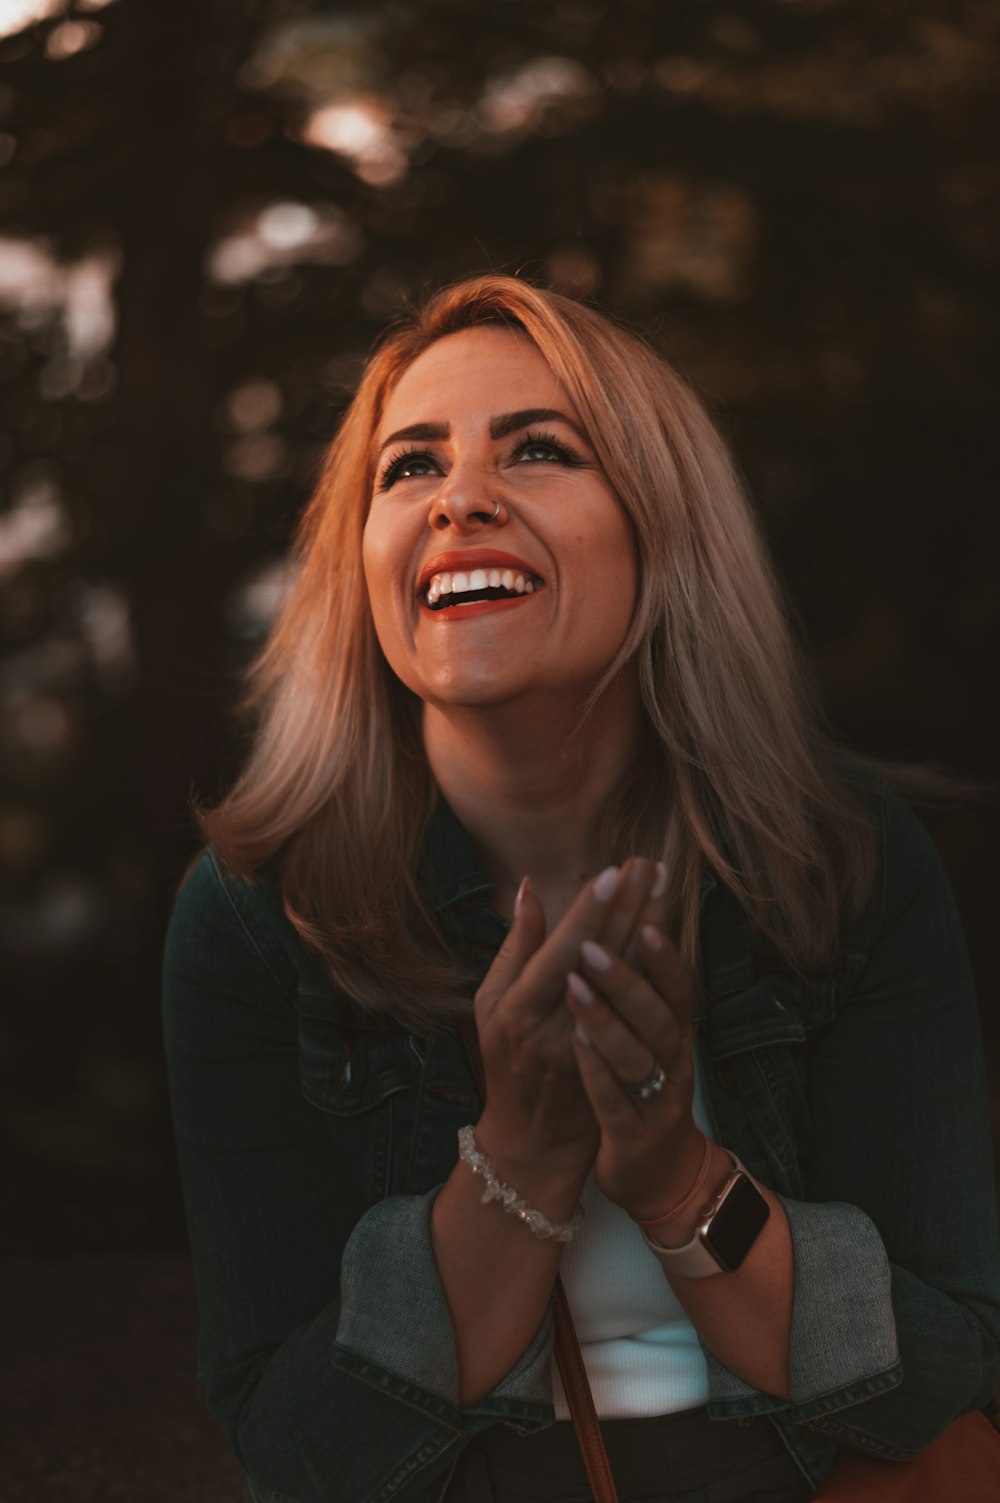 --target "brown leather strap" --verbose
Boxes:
[552,1277,620,1502]
[457,1015,620,1502]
